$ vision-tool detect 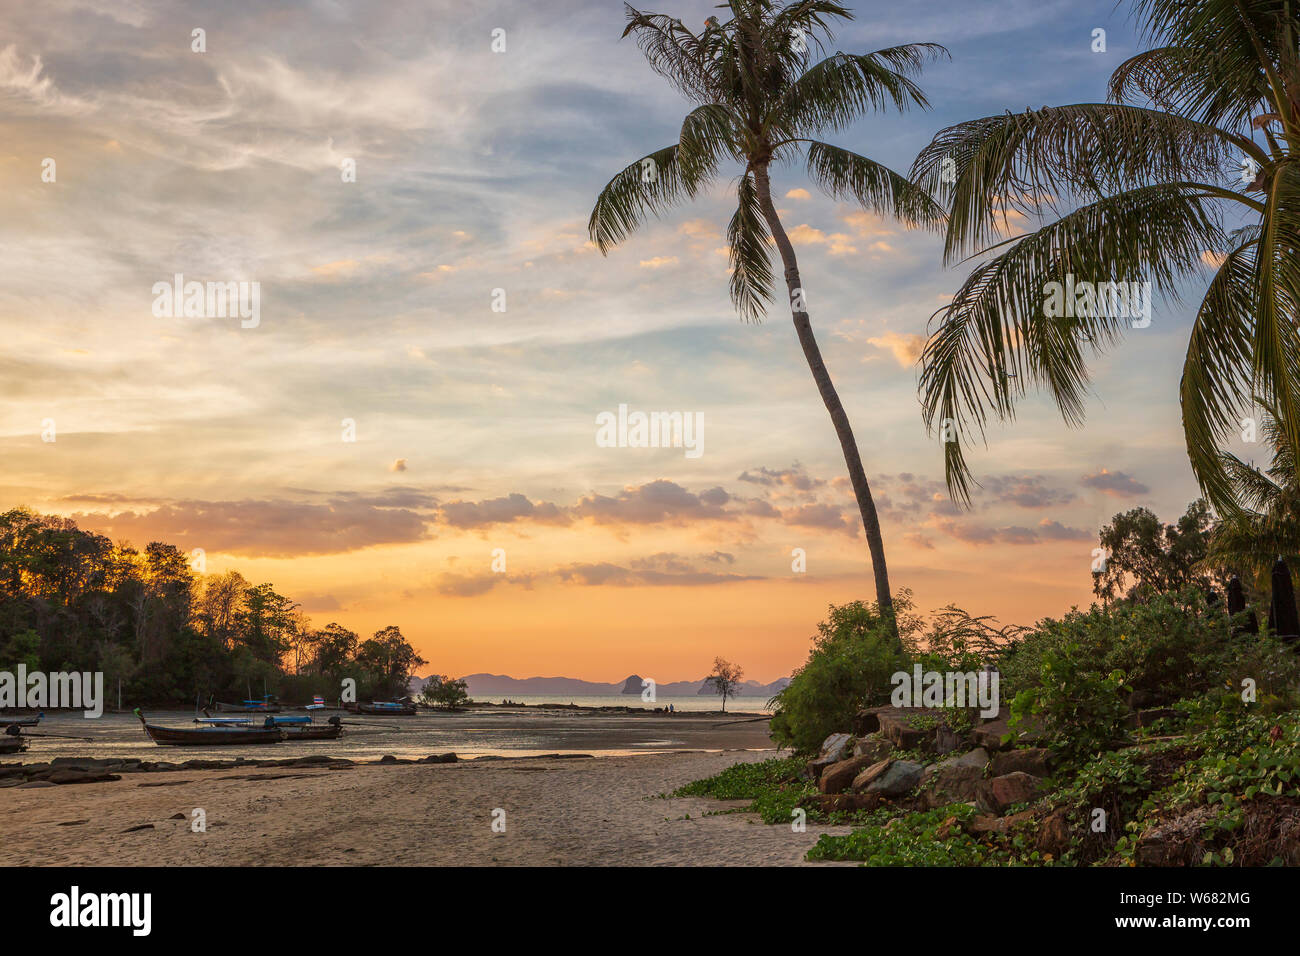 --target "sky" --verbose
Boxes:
[0,0,1230,683]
